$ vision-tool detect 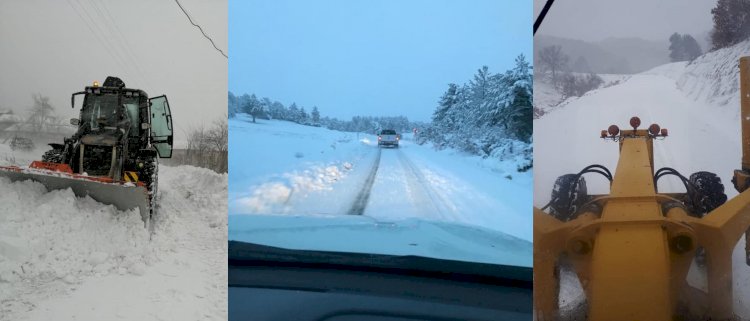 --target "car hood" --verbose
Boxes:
[228,214,532,267]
